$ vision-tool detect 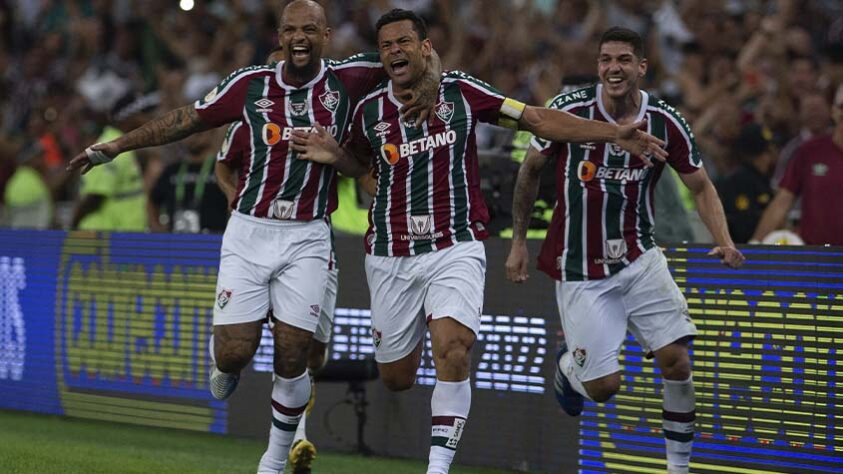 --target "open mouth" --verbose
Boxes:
[607,76,625,86]
[291,45,310,61]
[391,59,409,75]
